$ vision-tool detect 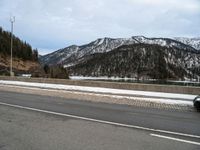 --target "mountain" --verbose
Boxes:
[40,36,197,67]
[40,37,136,67]
[69,43,200,80]
[40,36,200,80]
[174,37,200,51]
[132,36,196,51]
